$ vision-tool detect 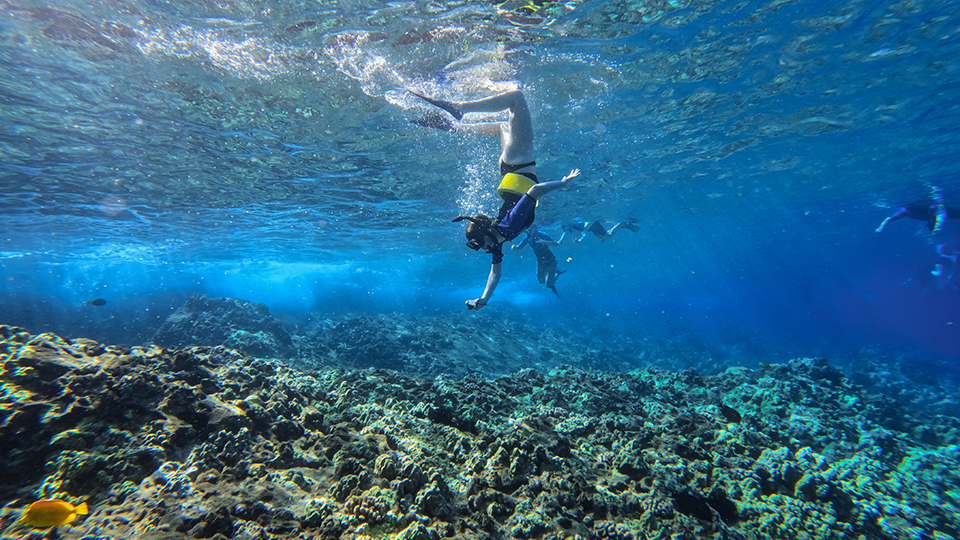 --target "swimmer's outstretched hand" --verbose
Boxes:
[876,217,892,233]
[560,169,581,186]
[466,298,488,310]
